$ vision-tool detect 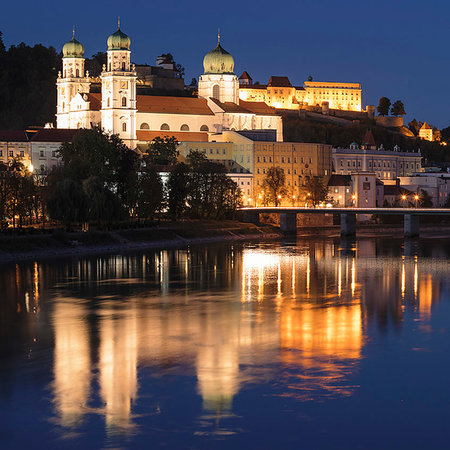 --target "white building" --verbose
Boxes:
[333,130,422,181]
[398,173,450,207]
[56,27,283,147]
